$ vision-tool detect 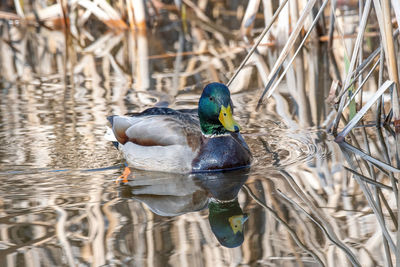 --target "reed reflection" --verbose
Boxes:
[119,168,249,248]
